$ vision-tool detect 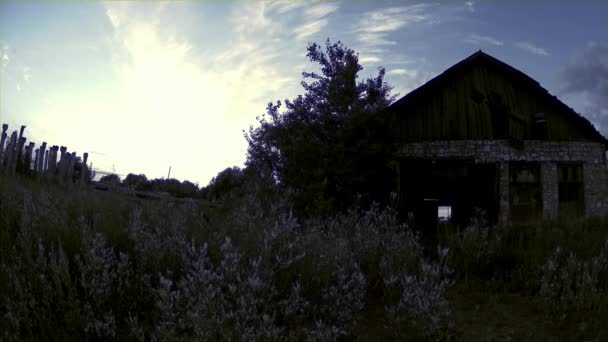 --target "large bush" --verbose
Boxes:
[0,176,455,340]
